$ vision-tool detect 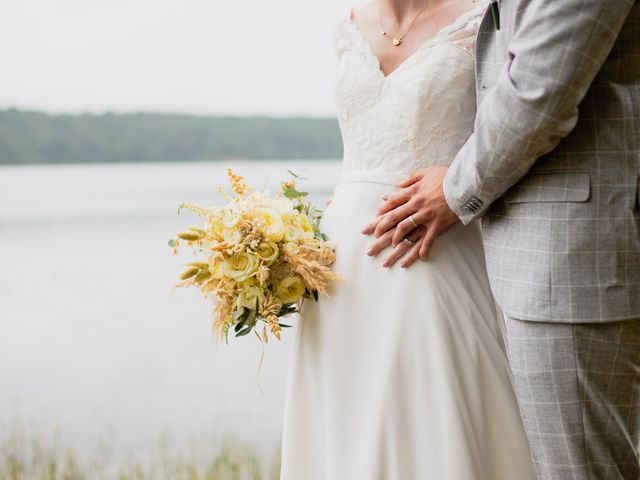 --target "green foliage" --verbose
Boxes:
[0,109,343,165]
[282,189,308,199]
